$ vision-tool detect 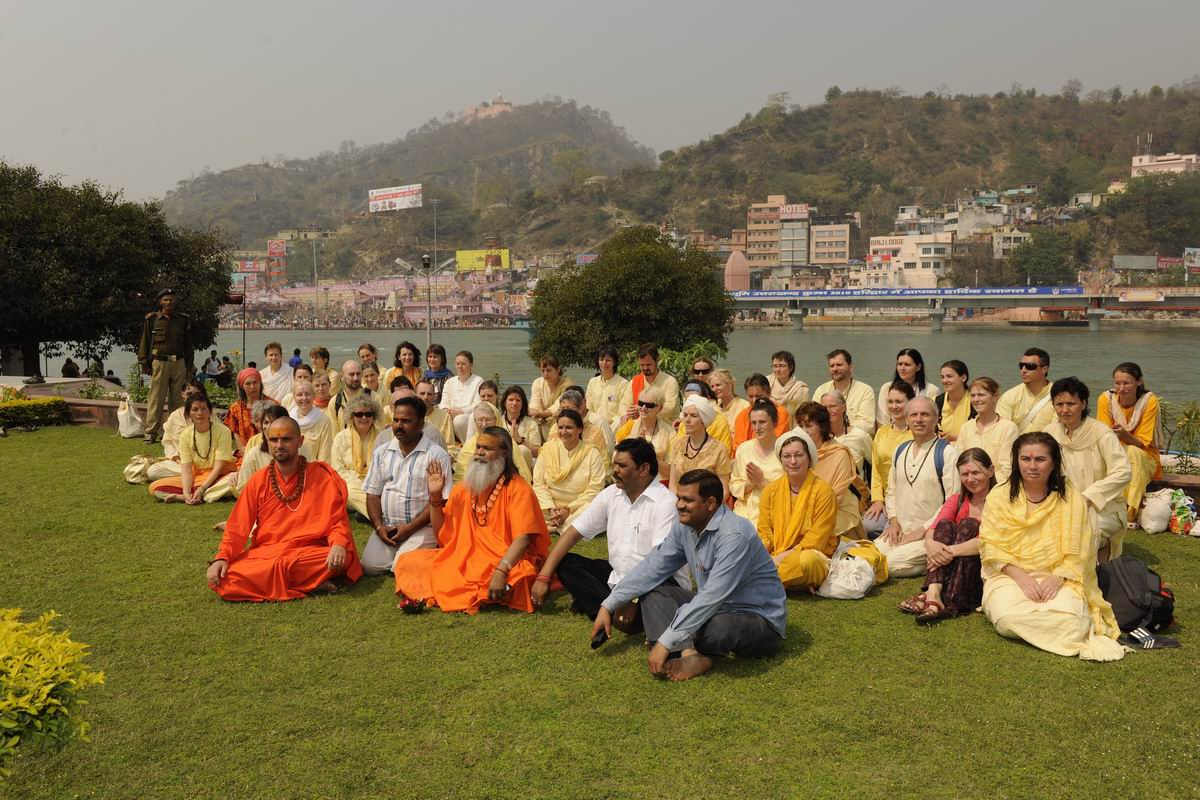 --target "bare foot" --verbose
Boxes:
[311,580,338,595]
[161,494,183,504]
[212,520,226,532]
[665,653,714,682]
